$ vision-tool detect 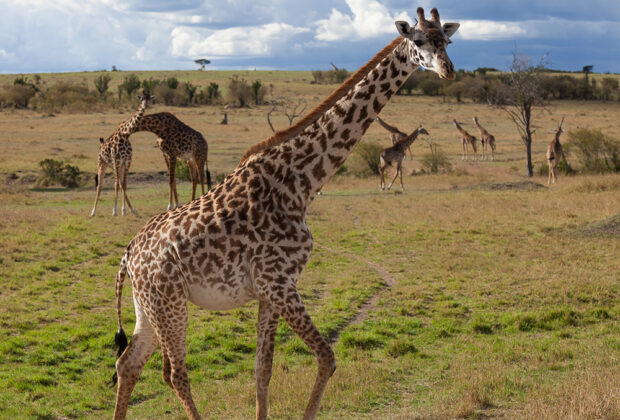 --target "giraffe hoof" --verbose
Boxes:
[112,210,117,216]
[90,209,96,217]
